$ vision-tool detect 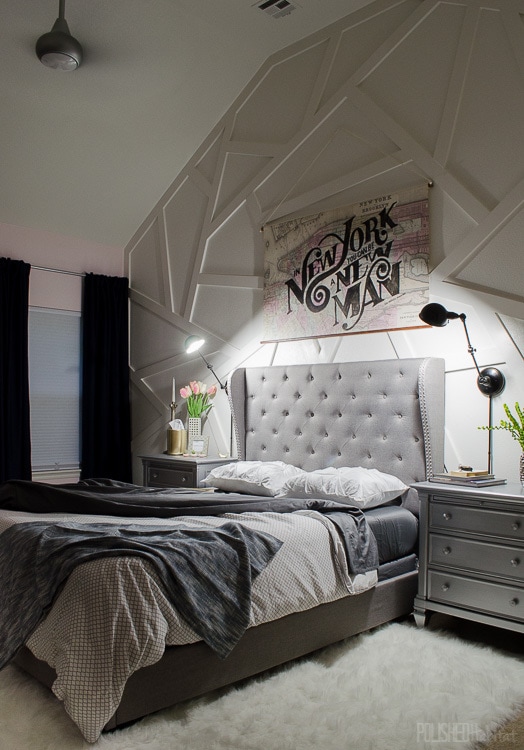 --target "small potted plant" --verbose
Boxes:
[479,402,524,485]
